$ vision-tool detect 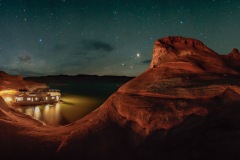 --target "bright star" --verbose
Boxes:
[136,53,140,58]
